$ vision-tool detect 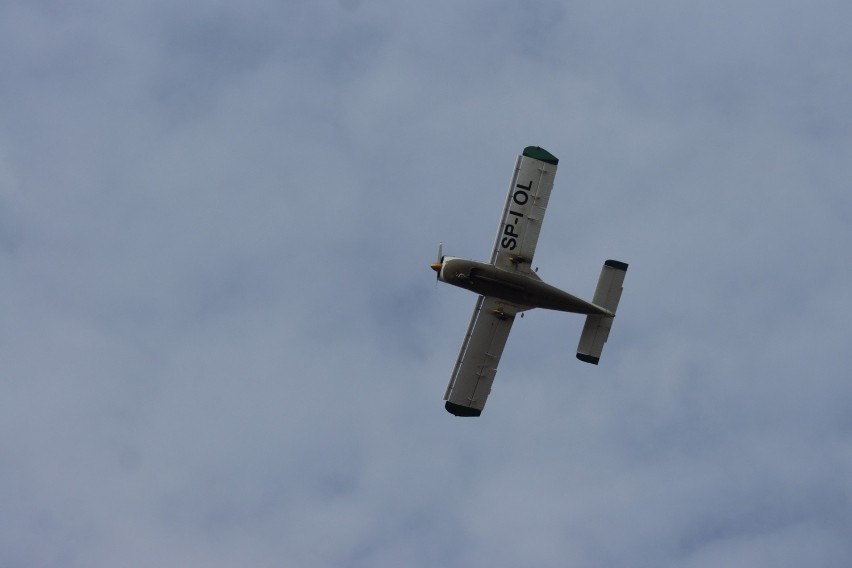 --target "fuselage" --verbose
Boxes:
[436,257,611,316]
